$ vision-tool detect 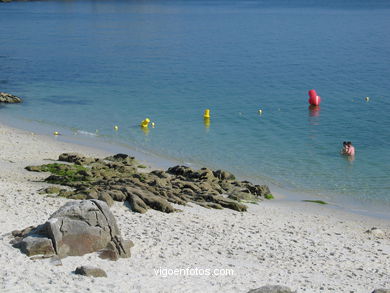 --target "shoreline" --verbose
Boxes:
[0,121,389,292]
[1,113,389,220]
